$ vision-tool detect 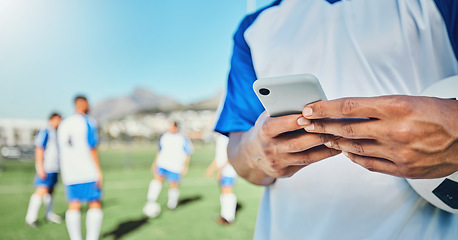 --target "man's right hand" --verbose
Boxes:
[228,112,341,186]
[37,169,47,180]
